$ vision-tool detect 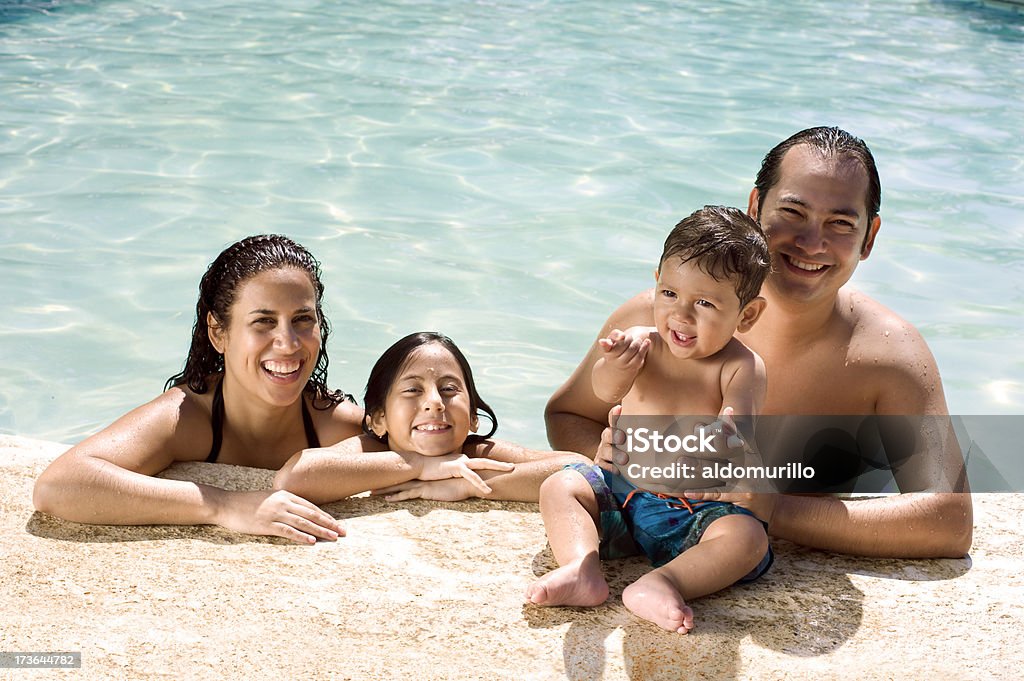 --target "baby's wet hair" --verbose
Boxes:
[659,206,771,306]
